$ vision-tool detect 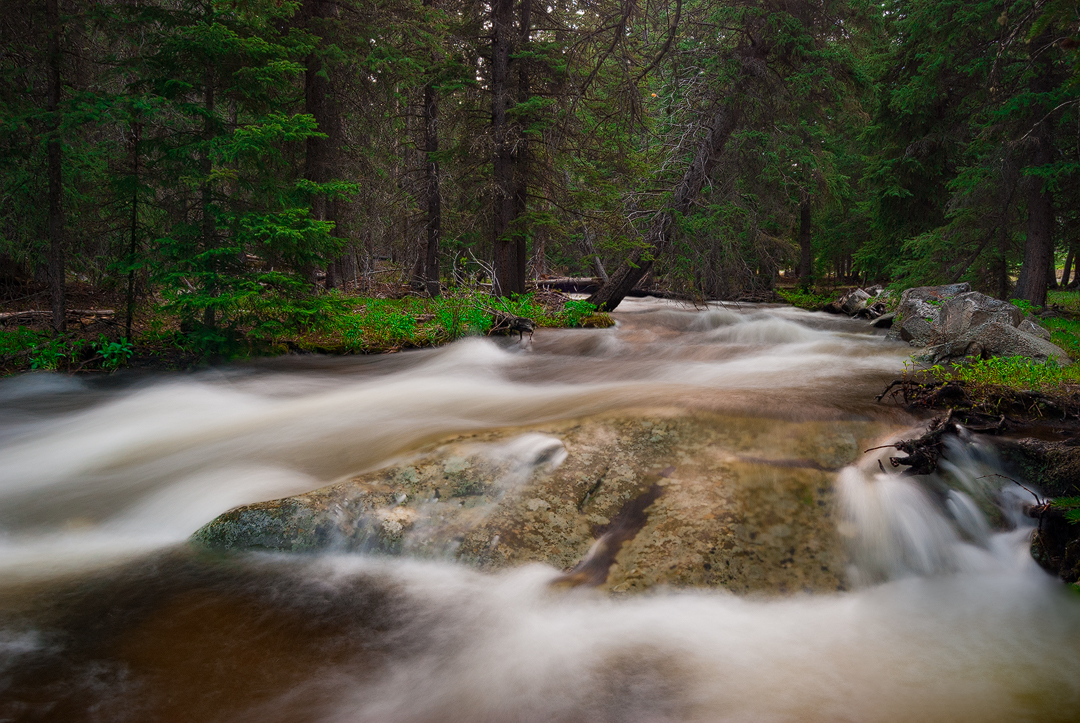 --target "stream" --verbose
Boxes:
[0,297,1078,722]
